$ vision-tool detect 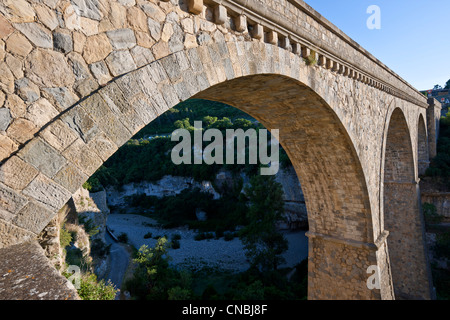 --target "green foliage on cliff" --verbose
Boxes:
[83,99,292,191]
[425,111,450,189]
[239,175,288,272]
[125,238,308,300]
